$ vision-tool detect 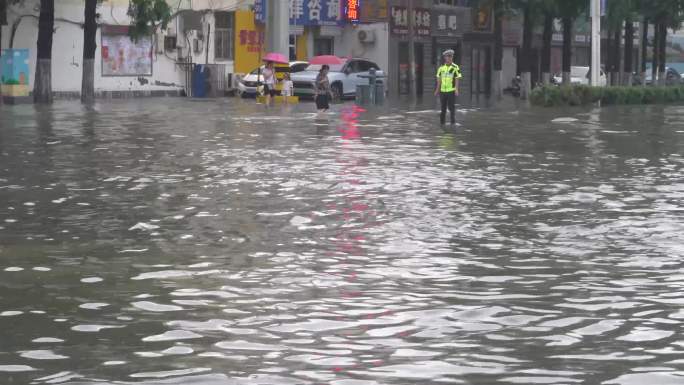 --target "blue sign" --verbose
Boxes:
[255,0,343,26]
[255,0,266,23]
